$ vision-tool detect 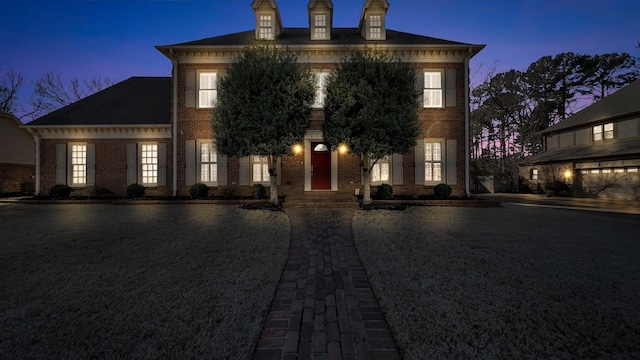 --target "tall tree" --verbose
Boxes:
[212,44,315,204]
[0,68,23,115]
[33,72,115,114]
[323,49,421,205]
[581,53,638,101]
